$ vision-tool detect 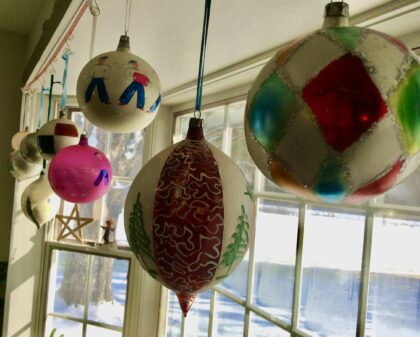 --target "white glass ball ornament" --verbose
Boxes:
[76,35,162,133]
[21,171,60,228]
[37,117,81,160]
[11,127,31,150]
[124,118,255,316]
